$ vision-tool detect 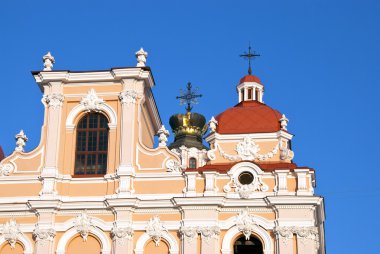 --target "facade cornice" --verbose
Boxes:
[205,130,293,143]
